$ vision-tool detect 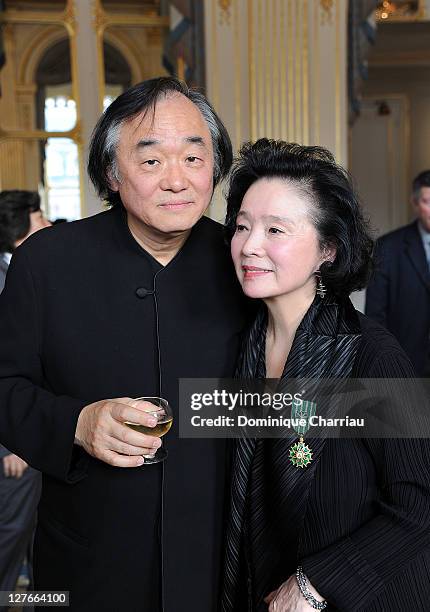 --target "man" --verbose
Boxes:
[0,191,49,602]
[365,170,430,375]
[0,78,246,611]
